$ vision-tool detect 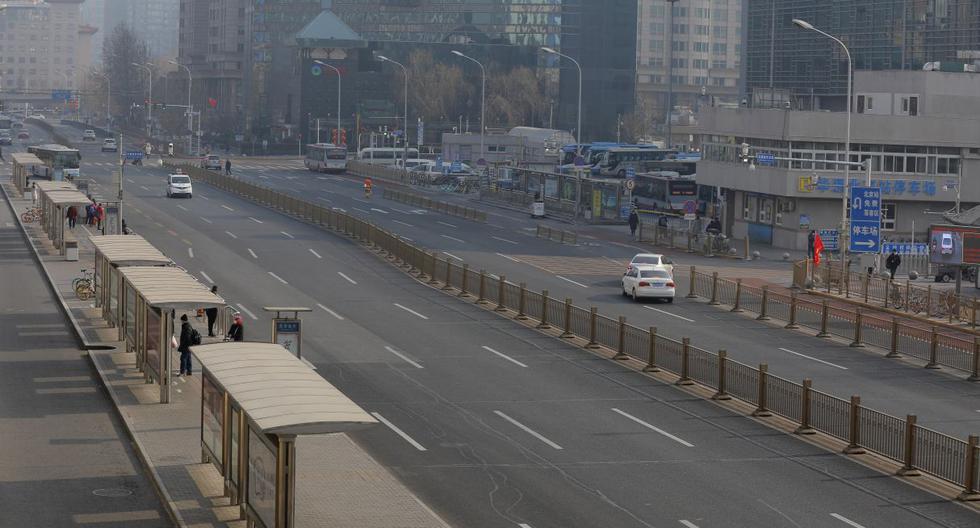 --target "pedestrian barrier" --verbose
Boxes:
[167,161,980,501]
[382,188,487,222]
[637,220,744,258]
[535,225,577,245]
